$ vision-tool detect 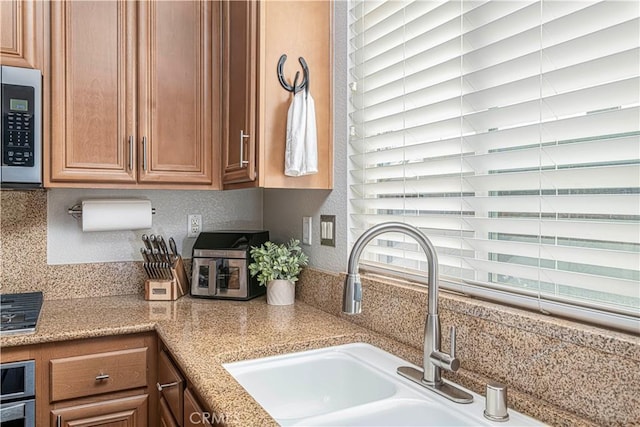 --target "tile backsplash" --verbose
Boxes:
[1,188,262,298]
[1,190,145,298]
